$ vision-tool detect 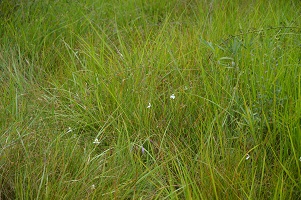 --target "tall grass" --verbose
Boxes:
[1,0,301,199]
